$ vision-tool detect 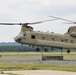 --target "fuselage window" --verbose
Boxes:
[52,37,54,41]
[42,36,45,40]
[71,40,73,43]
[65,39,68,42]
[61,39,63,42]
[31,35,35,39]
